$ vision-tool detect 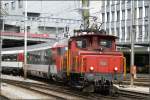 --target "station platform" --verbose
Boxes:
[115,73,150,95]
[114,84,150,95]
